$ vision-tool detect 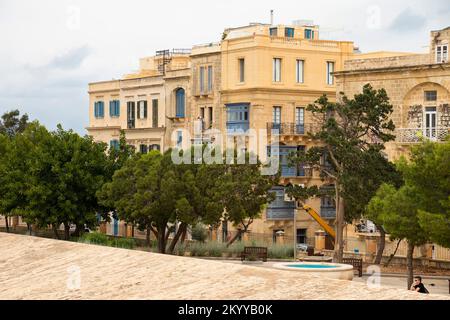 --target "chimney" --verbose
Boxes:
[270,10,274,25]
